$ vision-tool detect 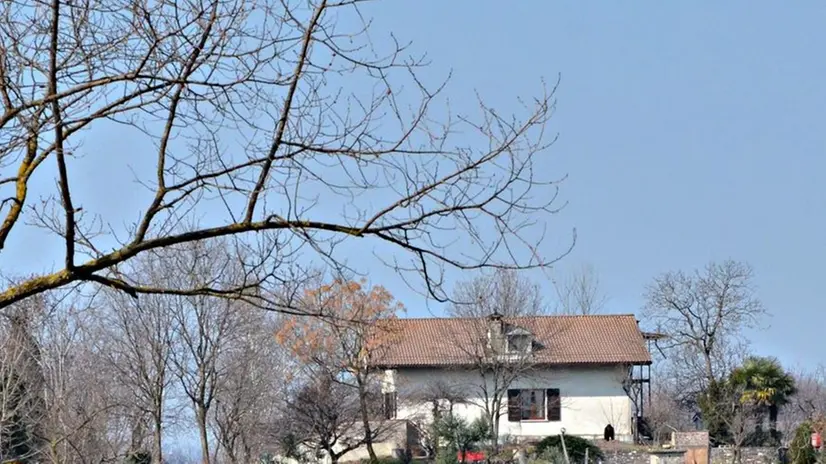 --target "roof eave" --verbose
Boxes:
[371,359,652,370]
